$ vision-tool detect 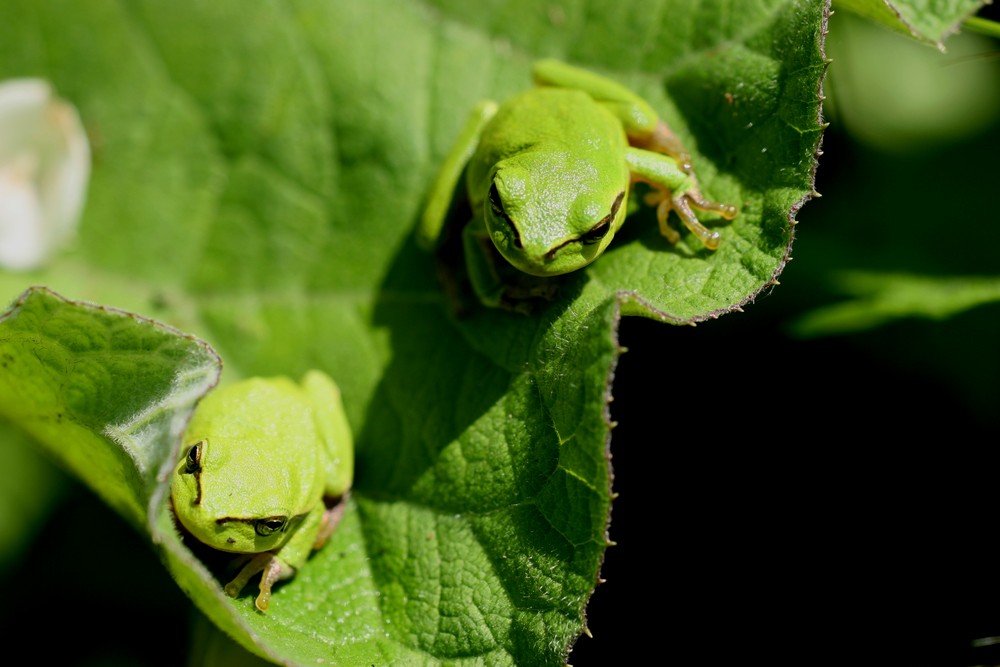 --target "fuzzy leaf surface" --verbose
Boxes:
[0,1,829,664]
